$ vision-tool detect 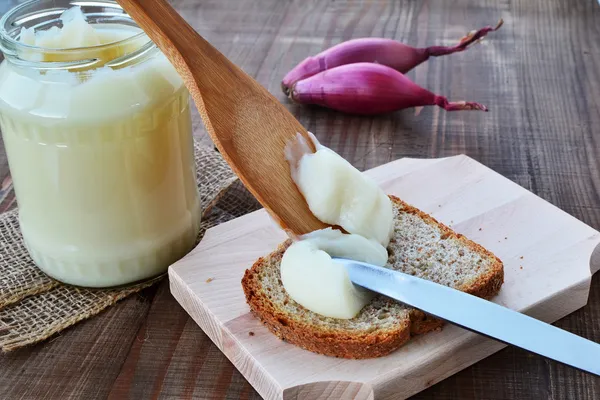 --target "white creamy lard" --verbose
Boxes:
[280,229,385,319]
[280,133,394,319]
[286,133,394,246]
